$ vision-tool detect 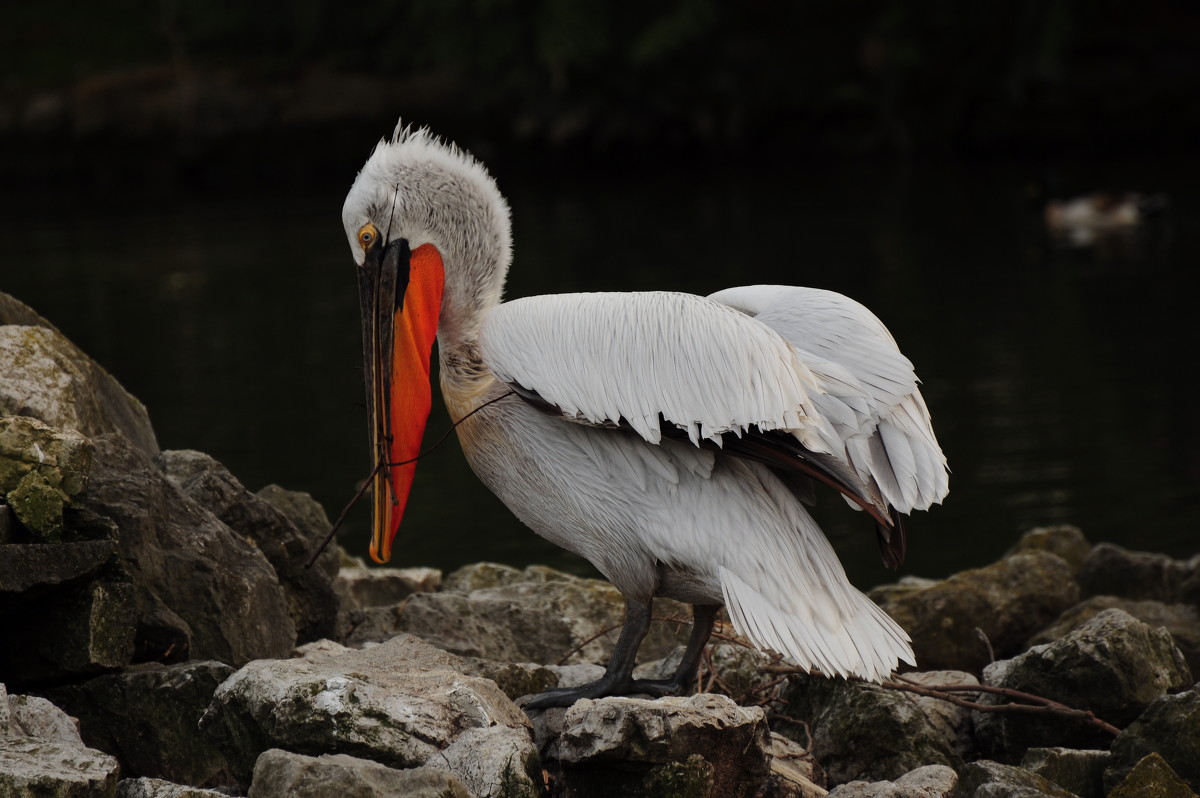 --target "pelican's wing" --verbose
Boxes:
[708,285,949,513]
[480,291,838,454]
